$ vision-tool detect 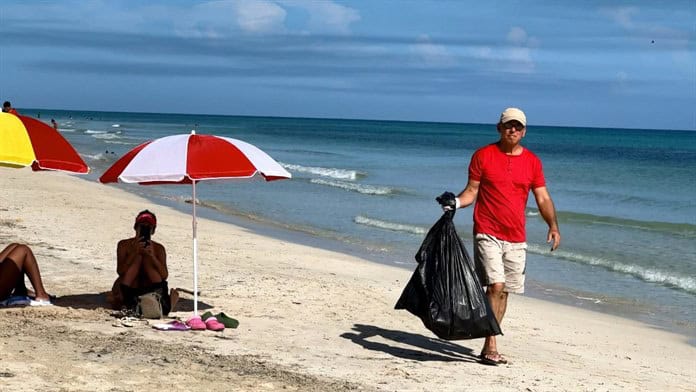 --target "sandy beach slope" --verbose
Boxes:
[1,169,694,392]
